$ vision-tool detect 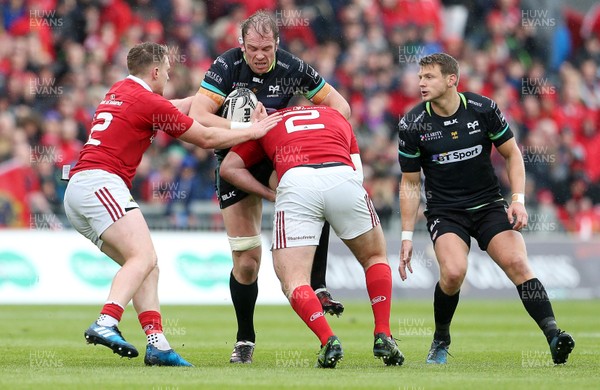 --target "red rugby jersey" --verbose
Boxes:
[70,76,193,188]
[231,105,359,180]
